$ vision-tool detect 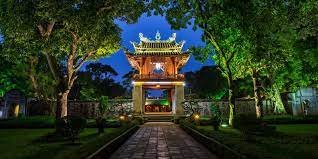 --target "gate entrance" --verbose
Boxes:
[125,32,189,119]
